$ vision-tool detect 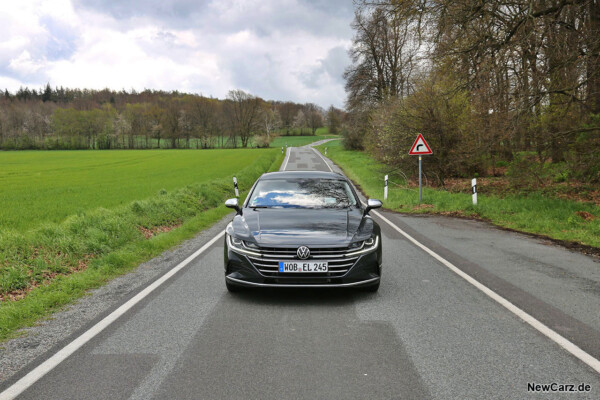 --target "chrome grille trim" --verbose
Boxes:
[246,244,363,277]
